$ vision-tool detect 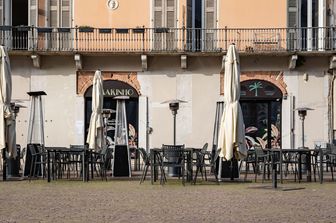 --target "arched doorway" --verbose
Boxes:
[240,80,283,149]
[84,80,139,148]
